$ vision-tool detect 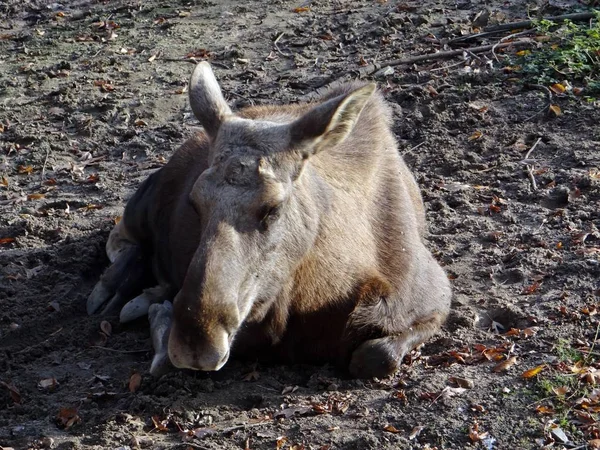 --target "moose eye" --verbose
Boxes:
[259,205,281,231]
